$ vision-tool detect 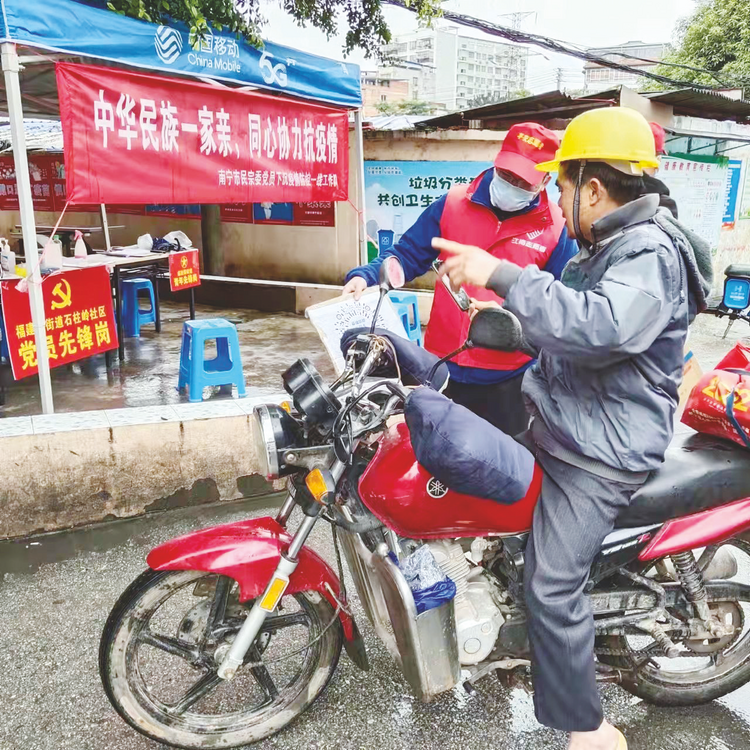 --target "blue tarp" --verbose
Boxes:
[0,0,362,108]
